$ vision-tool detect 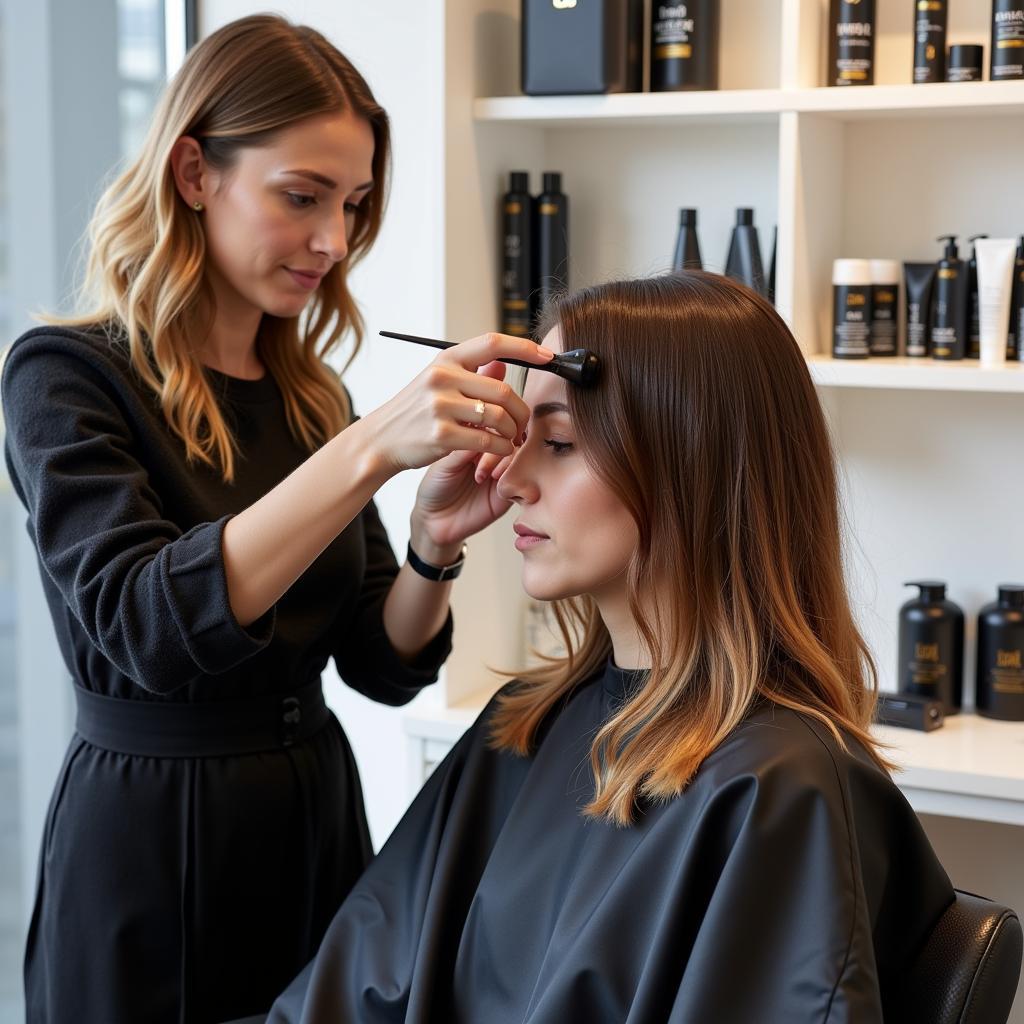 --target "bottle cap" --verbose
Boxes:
[997,585,1024,608]
[869,259,900,285]
[679,208,698,227]
[968,233,989,254]
[509,171,529,192]
[905,580,947,602]
[542,171,562,193]
[833,259,872,287]
[936,235,959,261]
[735,208,754,226]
